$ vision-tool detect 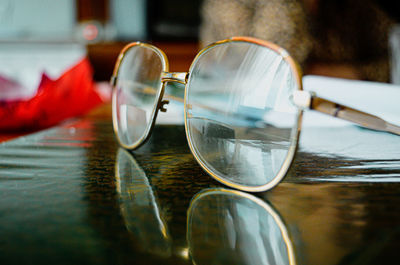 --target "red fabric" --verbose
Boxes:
[0,58,104,131]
